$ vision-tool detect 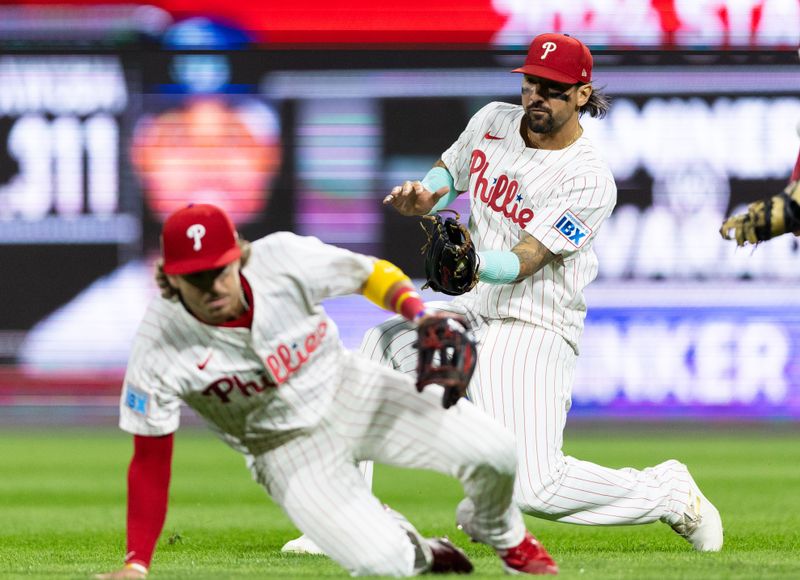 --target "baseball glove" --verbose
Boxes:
[720,179,800,246]
[420,210,478,296]
[414,314,477,409]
